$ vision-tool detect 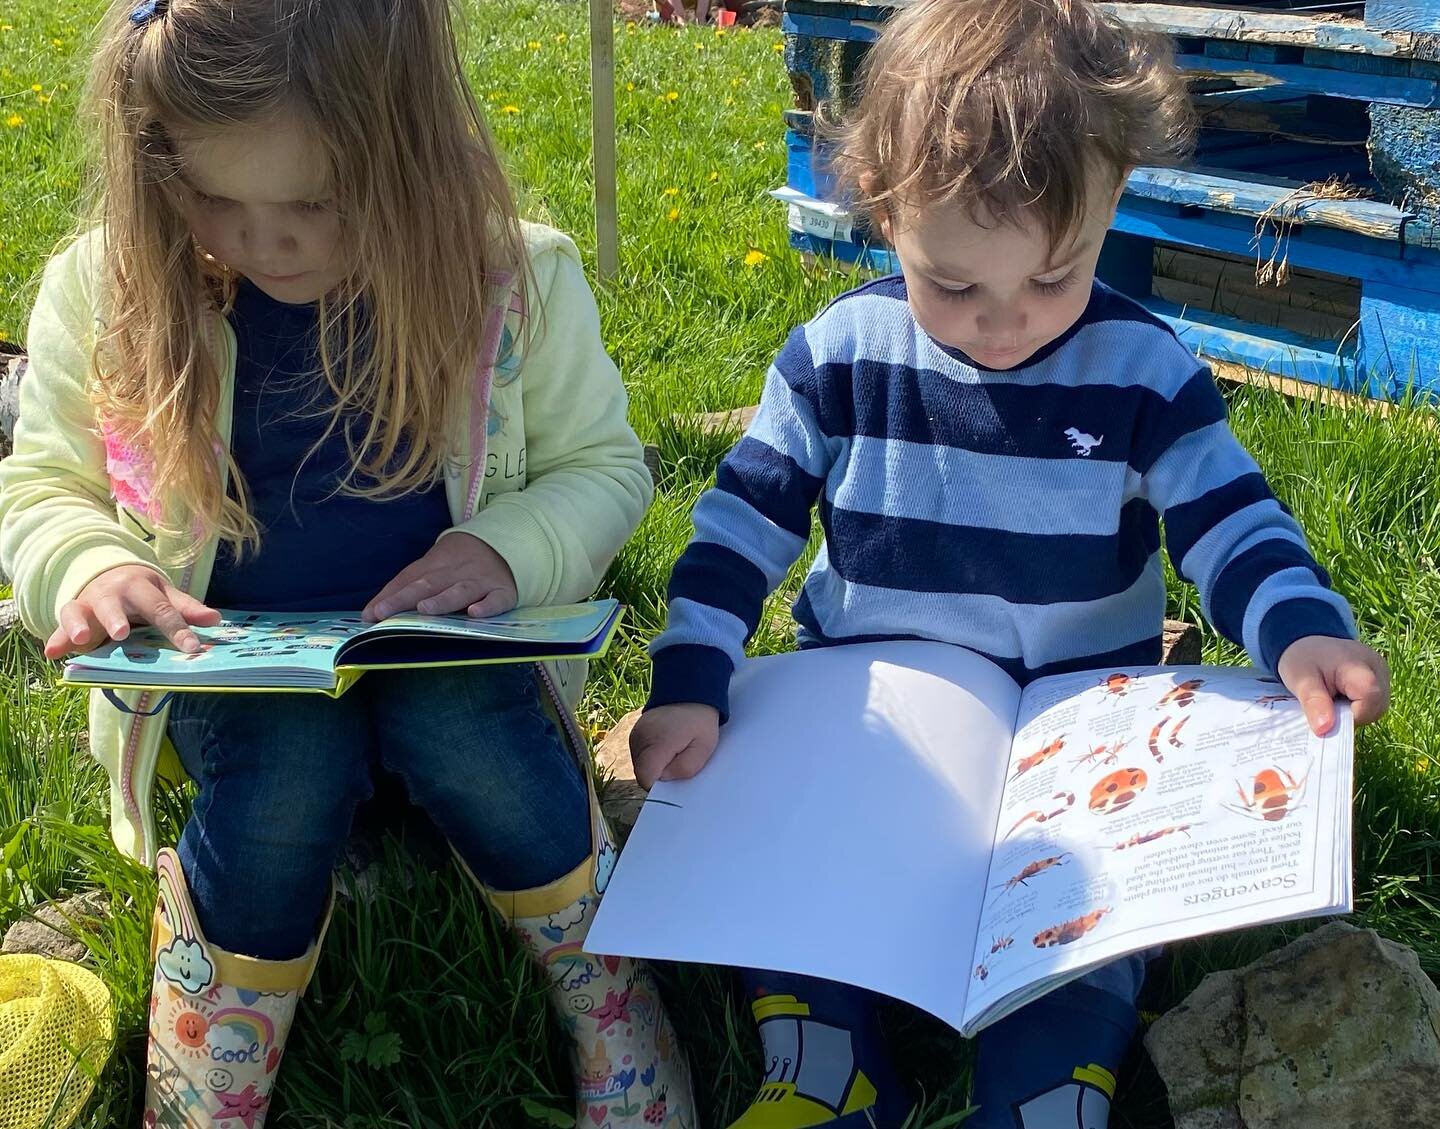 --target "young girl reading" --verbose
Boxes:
[0,1,695,1124]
